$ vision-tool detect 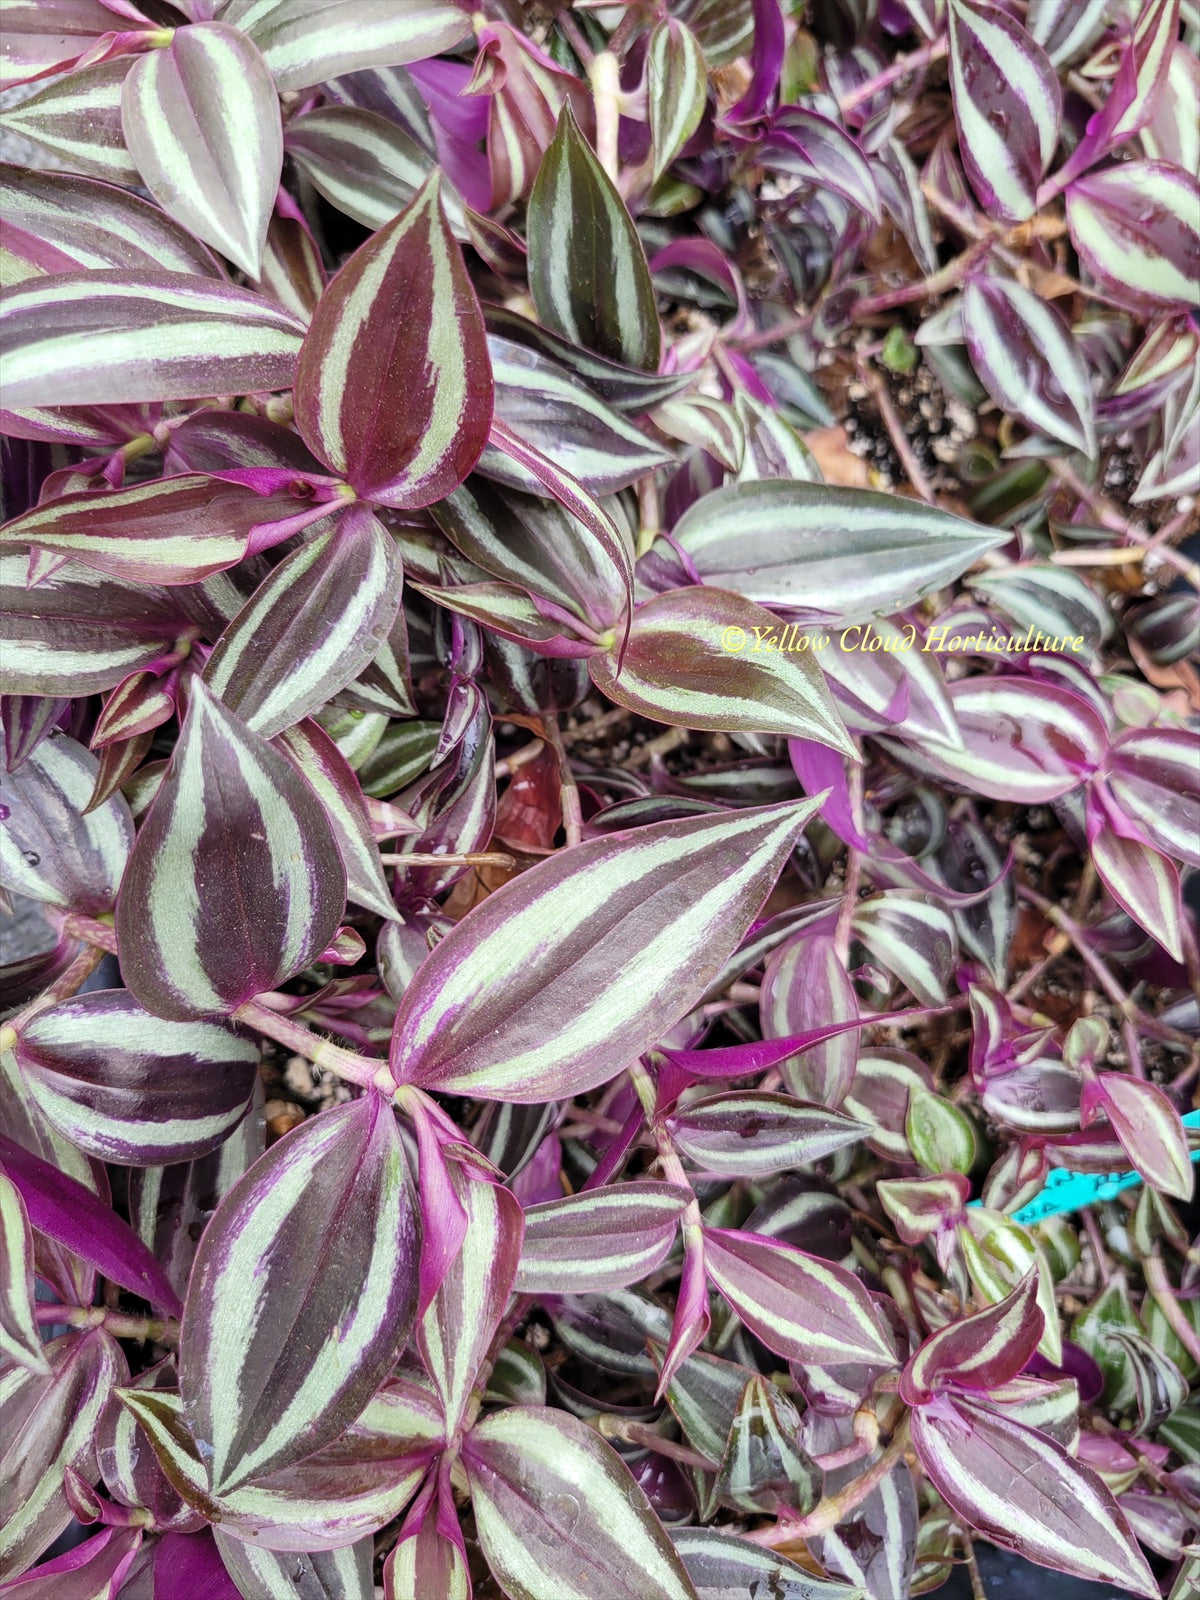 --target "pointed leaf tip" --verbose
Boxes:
[293,172,493,508]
